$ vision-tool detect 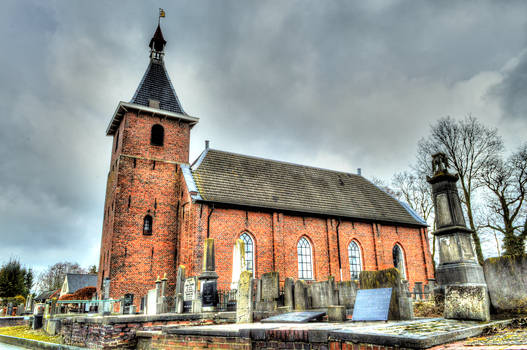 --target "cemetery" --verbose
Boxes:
[1,152,527,349]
